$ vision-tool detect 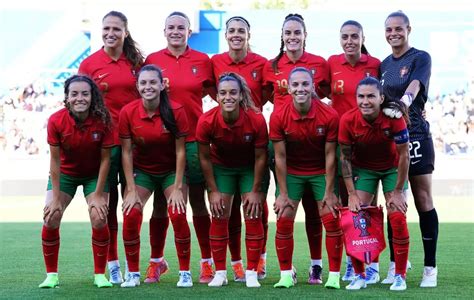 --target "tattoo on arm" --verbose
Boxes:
[340,144,353,179]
